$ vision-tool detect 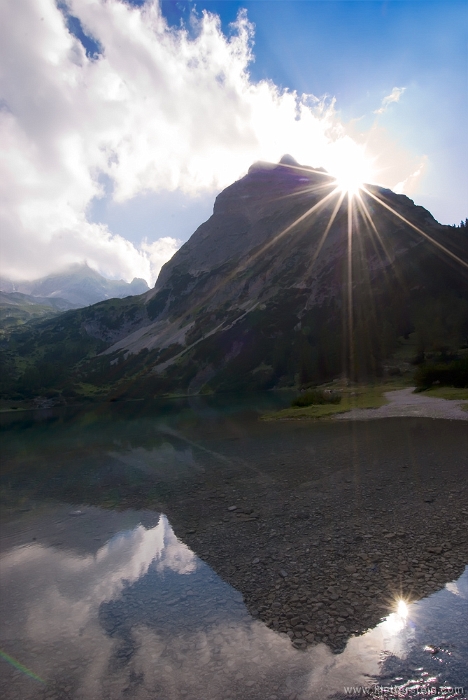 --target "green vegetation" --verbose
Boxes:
[0,294,148,400]
[414,357,468,390]
[291,388,341,407]
[421,386,468,400]
[263,384,397,420]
